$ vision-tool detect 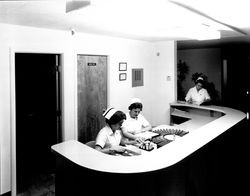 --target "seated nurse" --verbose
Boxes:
[185,77,211,105]
[95,107,127,154]
[122,98,152,142]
